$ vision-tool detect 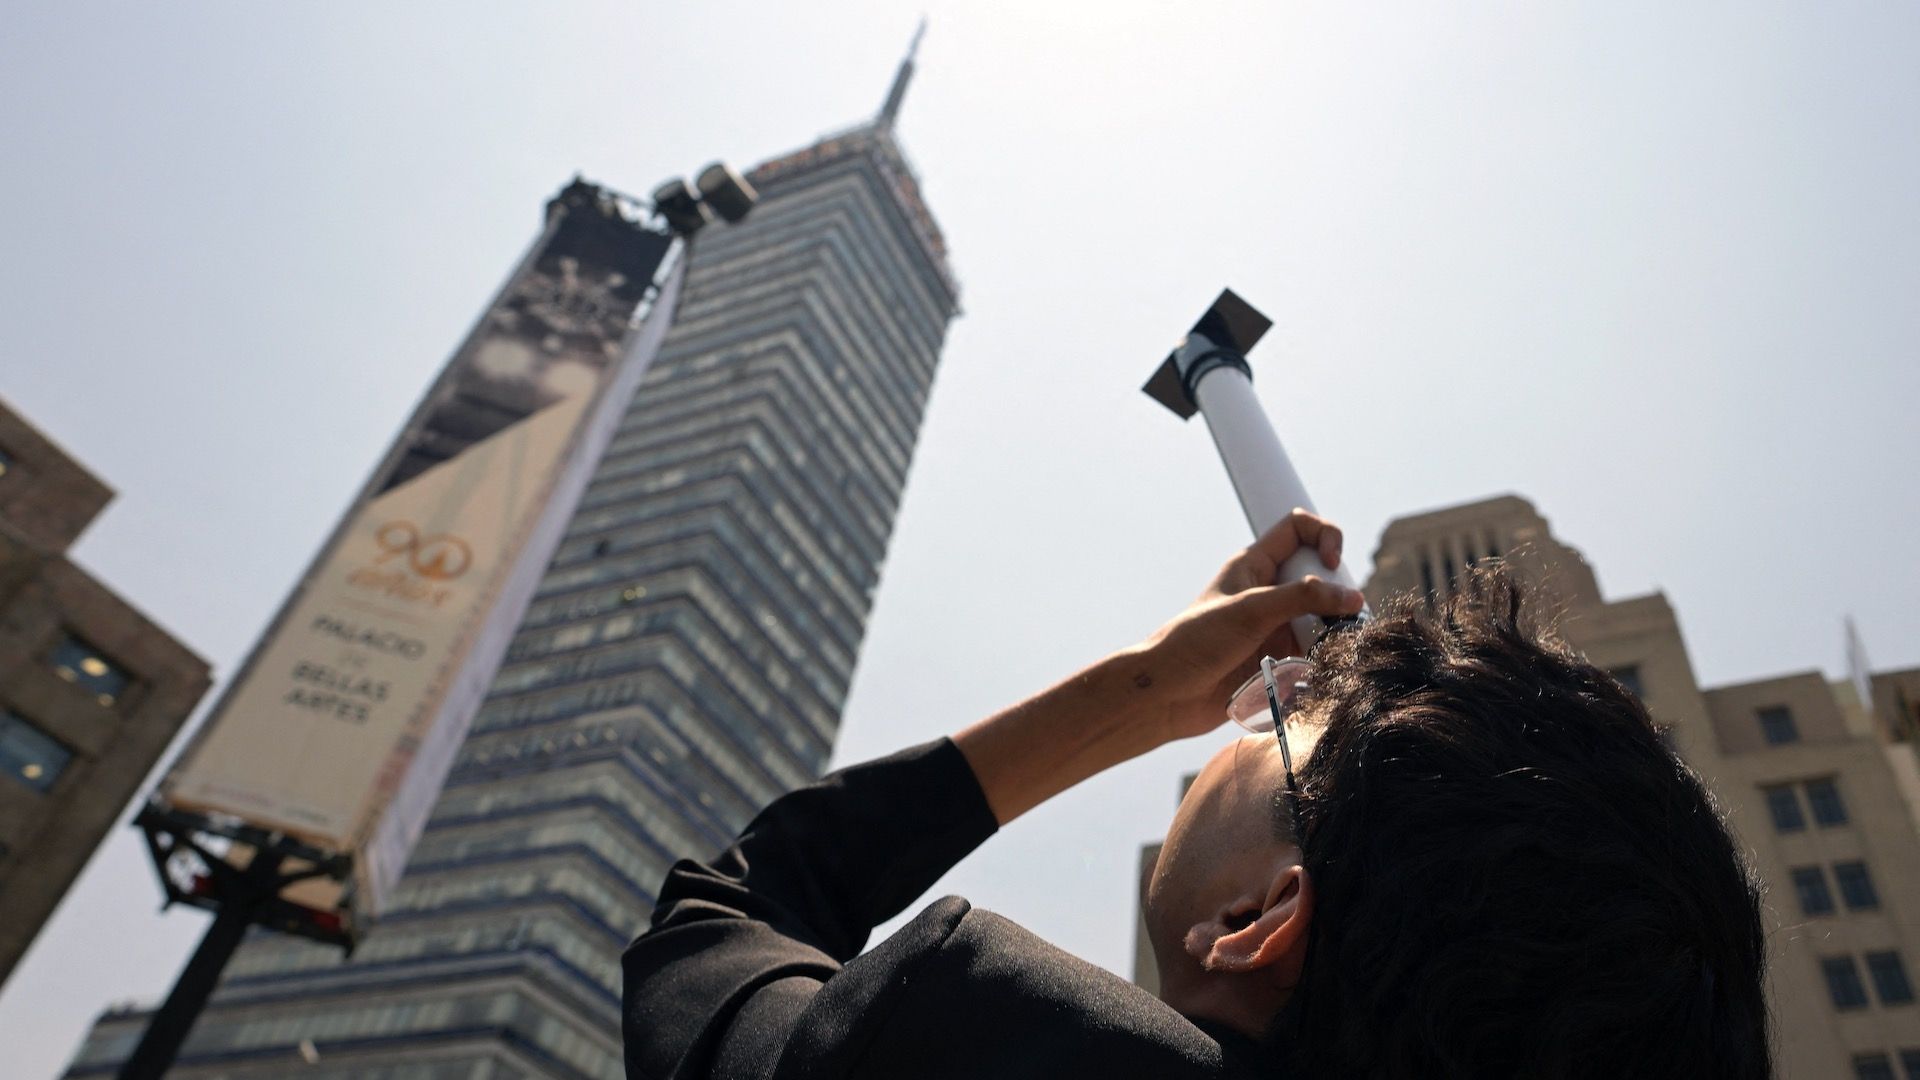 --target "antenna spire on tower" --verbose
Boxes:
[877,18,927,131]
